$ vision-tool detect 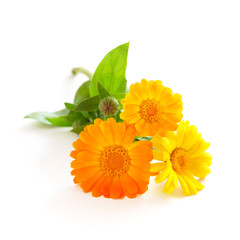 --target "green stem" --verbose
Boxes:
[72,67,93,80]
[134,136,153,142]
